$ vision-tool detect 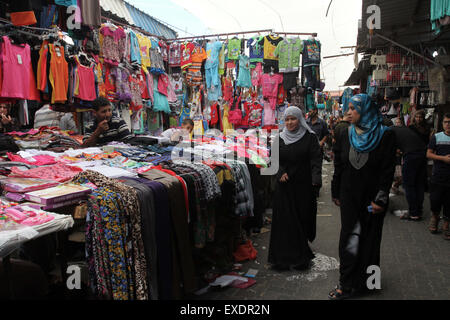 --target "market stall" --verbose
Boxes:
[0,0,325,300]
